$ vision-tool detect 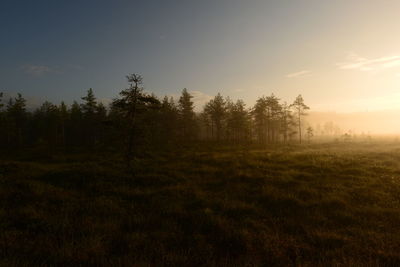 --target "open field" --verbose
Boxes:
[1,142,400,266]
